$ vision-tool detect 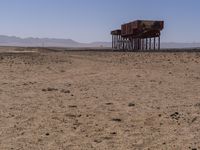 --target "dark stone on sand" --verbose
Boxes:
[69,105,77,108]
[47,87,58,91]
[170,112,181,120]
[45,133,50,136]
[112,118,122,122]
[128,103,135,107]
[42,88,58,92]
[110,132,117,135]
[42,89,47,92]
[61,89,70,93]
[169,72,172,74]
[136,75,141,78]
[106,102,113,105]
[65,114,76,118]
